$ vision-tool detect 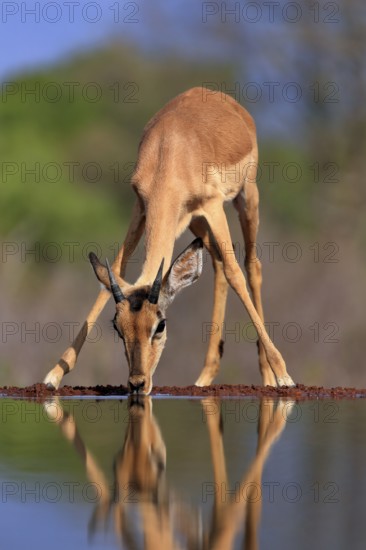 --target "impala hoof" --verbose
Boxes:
[43,372,61,390]
[195,376,212,387]
[276,375,295,387]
